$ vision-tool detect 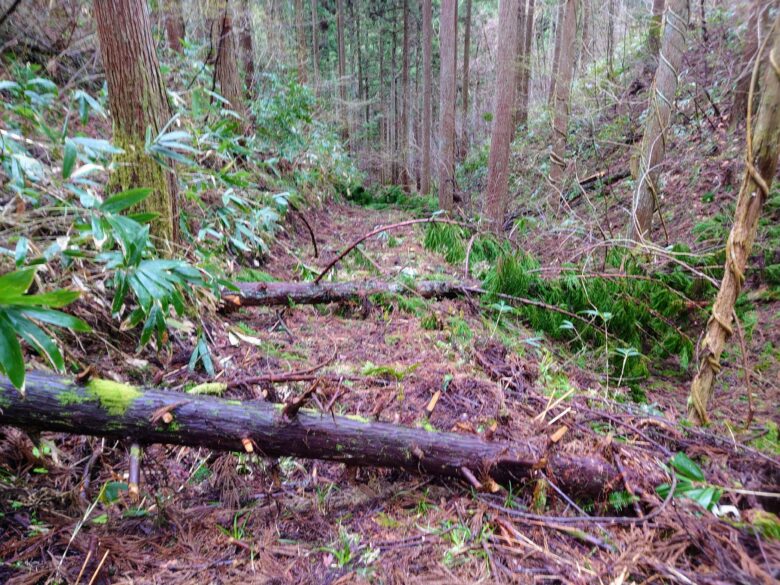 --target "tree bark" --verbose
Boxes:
[399,0,411,189]
[439,0,458,212]
[295,0,308,84]
[688,13,780,424]
[484,0,520,233]
[310,0,319,83]
[210,0,245,120]
[547,0,579,202]
[459,0,472,159]
[420,0,433,195]
[163,0,186,53]
[336,0,348,139]
[731,0,763,128]
[647,0,665,59]
[516,0,535,127]
[224,279,466,308]
[93,0,178,245]
[628,0,689,242]
[238,0,255,91]
[547,0,566,107]
[0,372,618,497]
